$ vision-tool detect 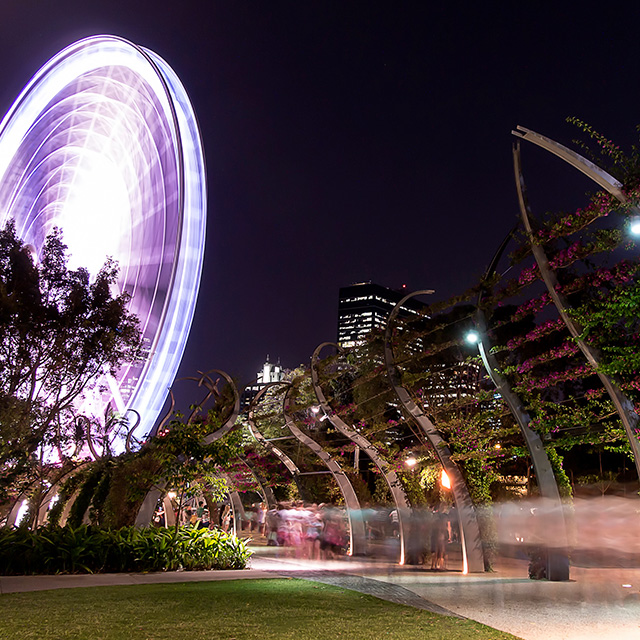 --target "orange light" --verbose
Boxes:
[441,469,451,489]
